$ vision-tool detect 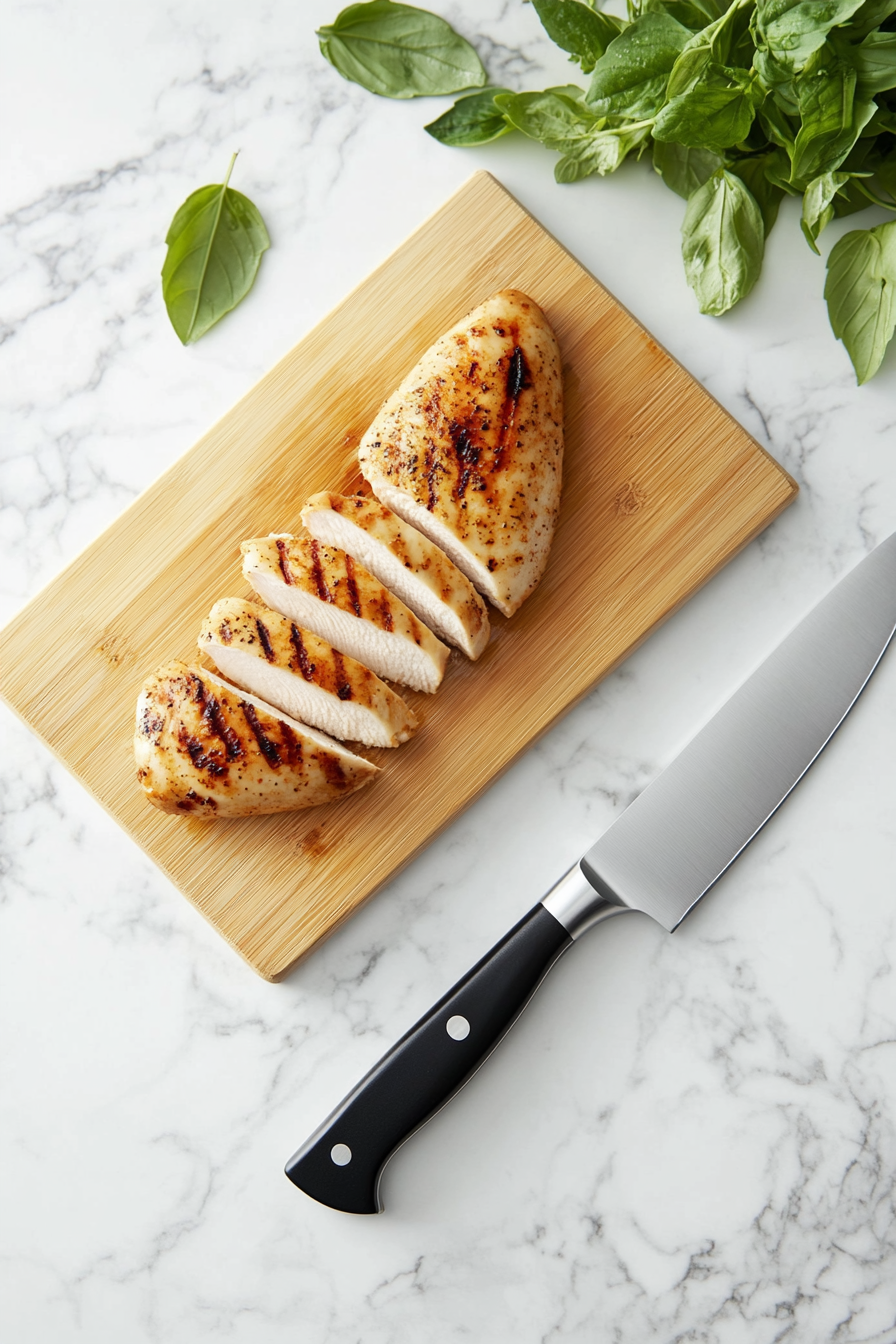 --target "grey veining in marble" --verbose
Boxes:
[2,2,895,1341]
